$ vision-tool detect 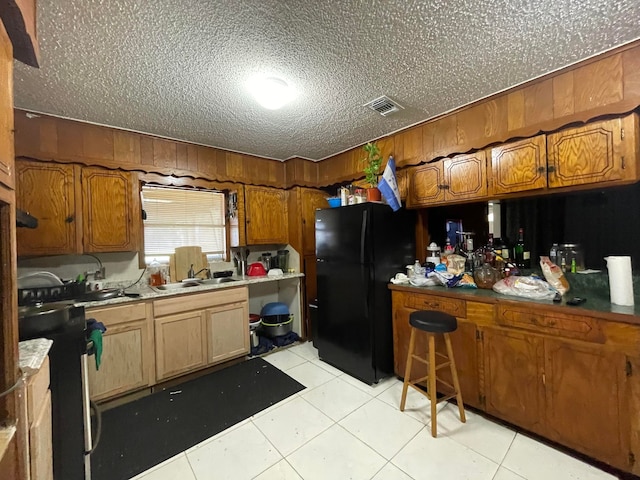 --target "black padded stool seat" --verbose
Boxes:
[409,310,457,333]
